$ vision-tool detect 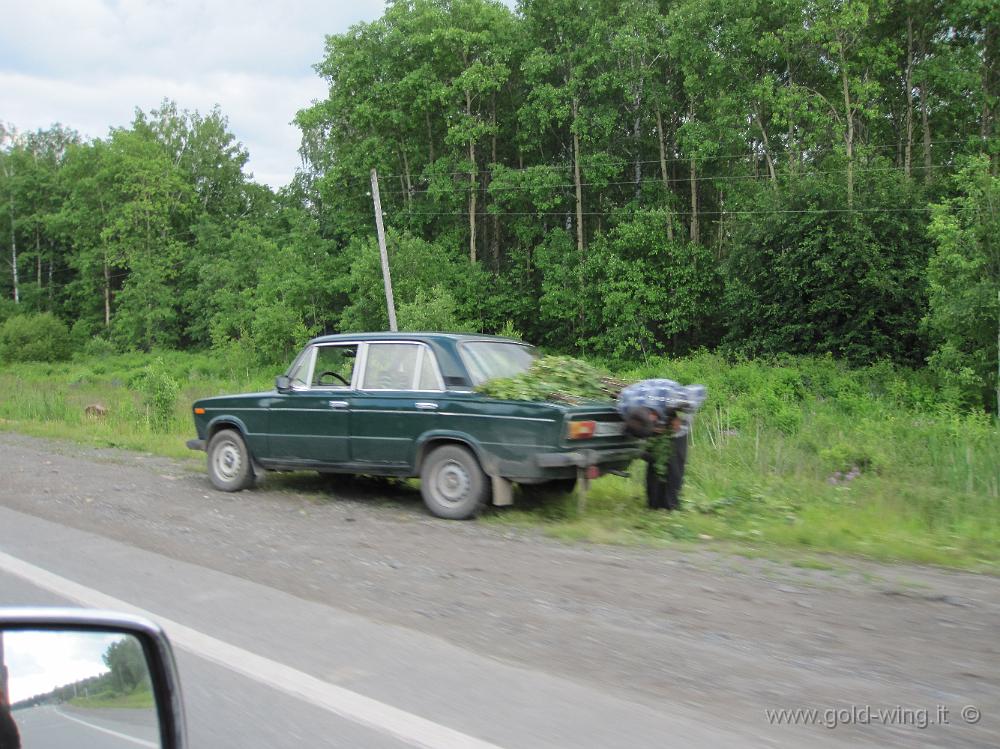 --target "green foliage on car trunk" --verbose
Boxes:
[475,355,628,404]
